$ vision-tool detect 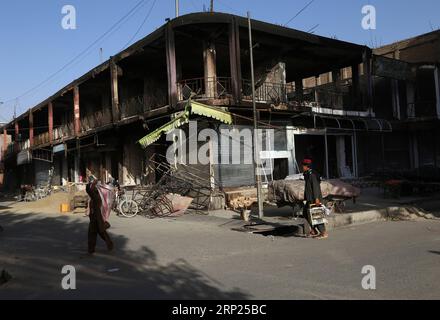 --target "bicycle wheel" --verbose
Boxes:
[119,199,139,218]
